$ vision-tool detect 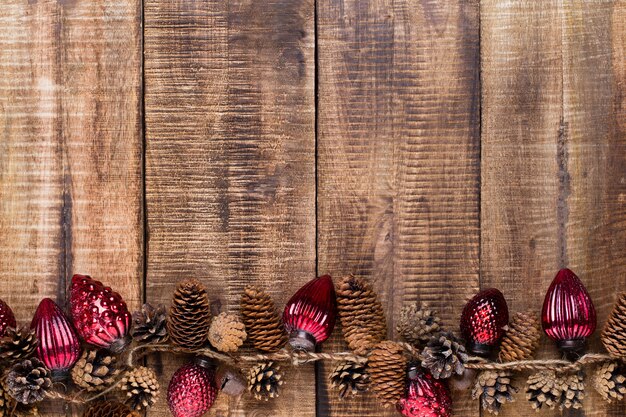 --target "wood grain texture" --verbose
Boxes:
[481,0,626,416]
[144,0,315,416]
[316,0,481,416]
